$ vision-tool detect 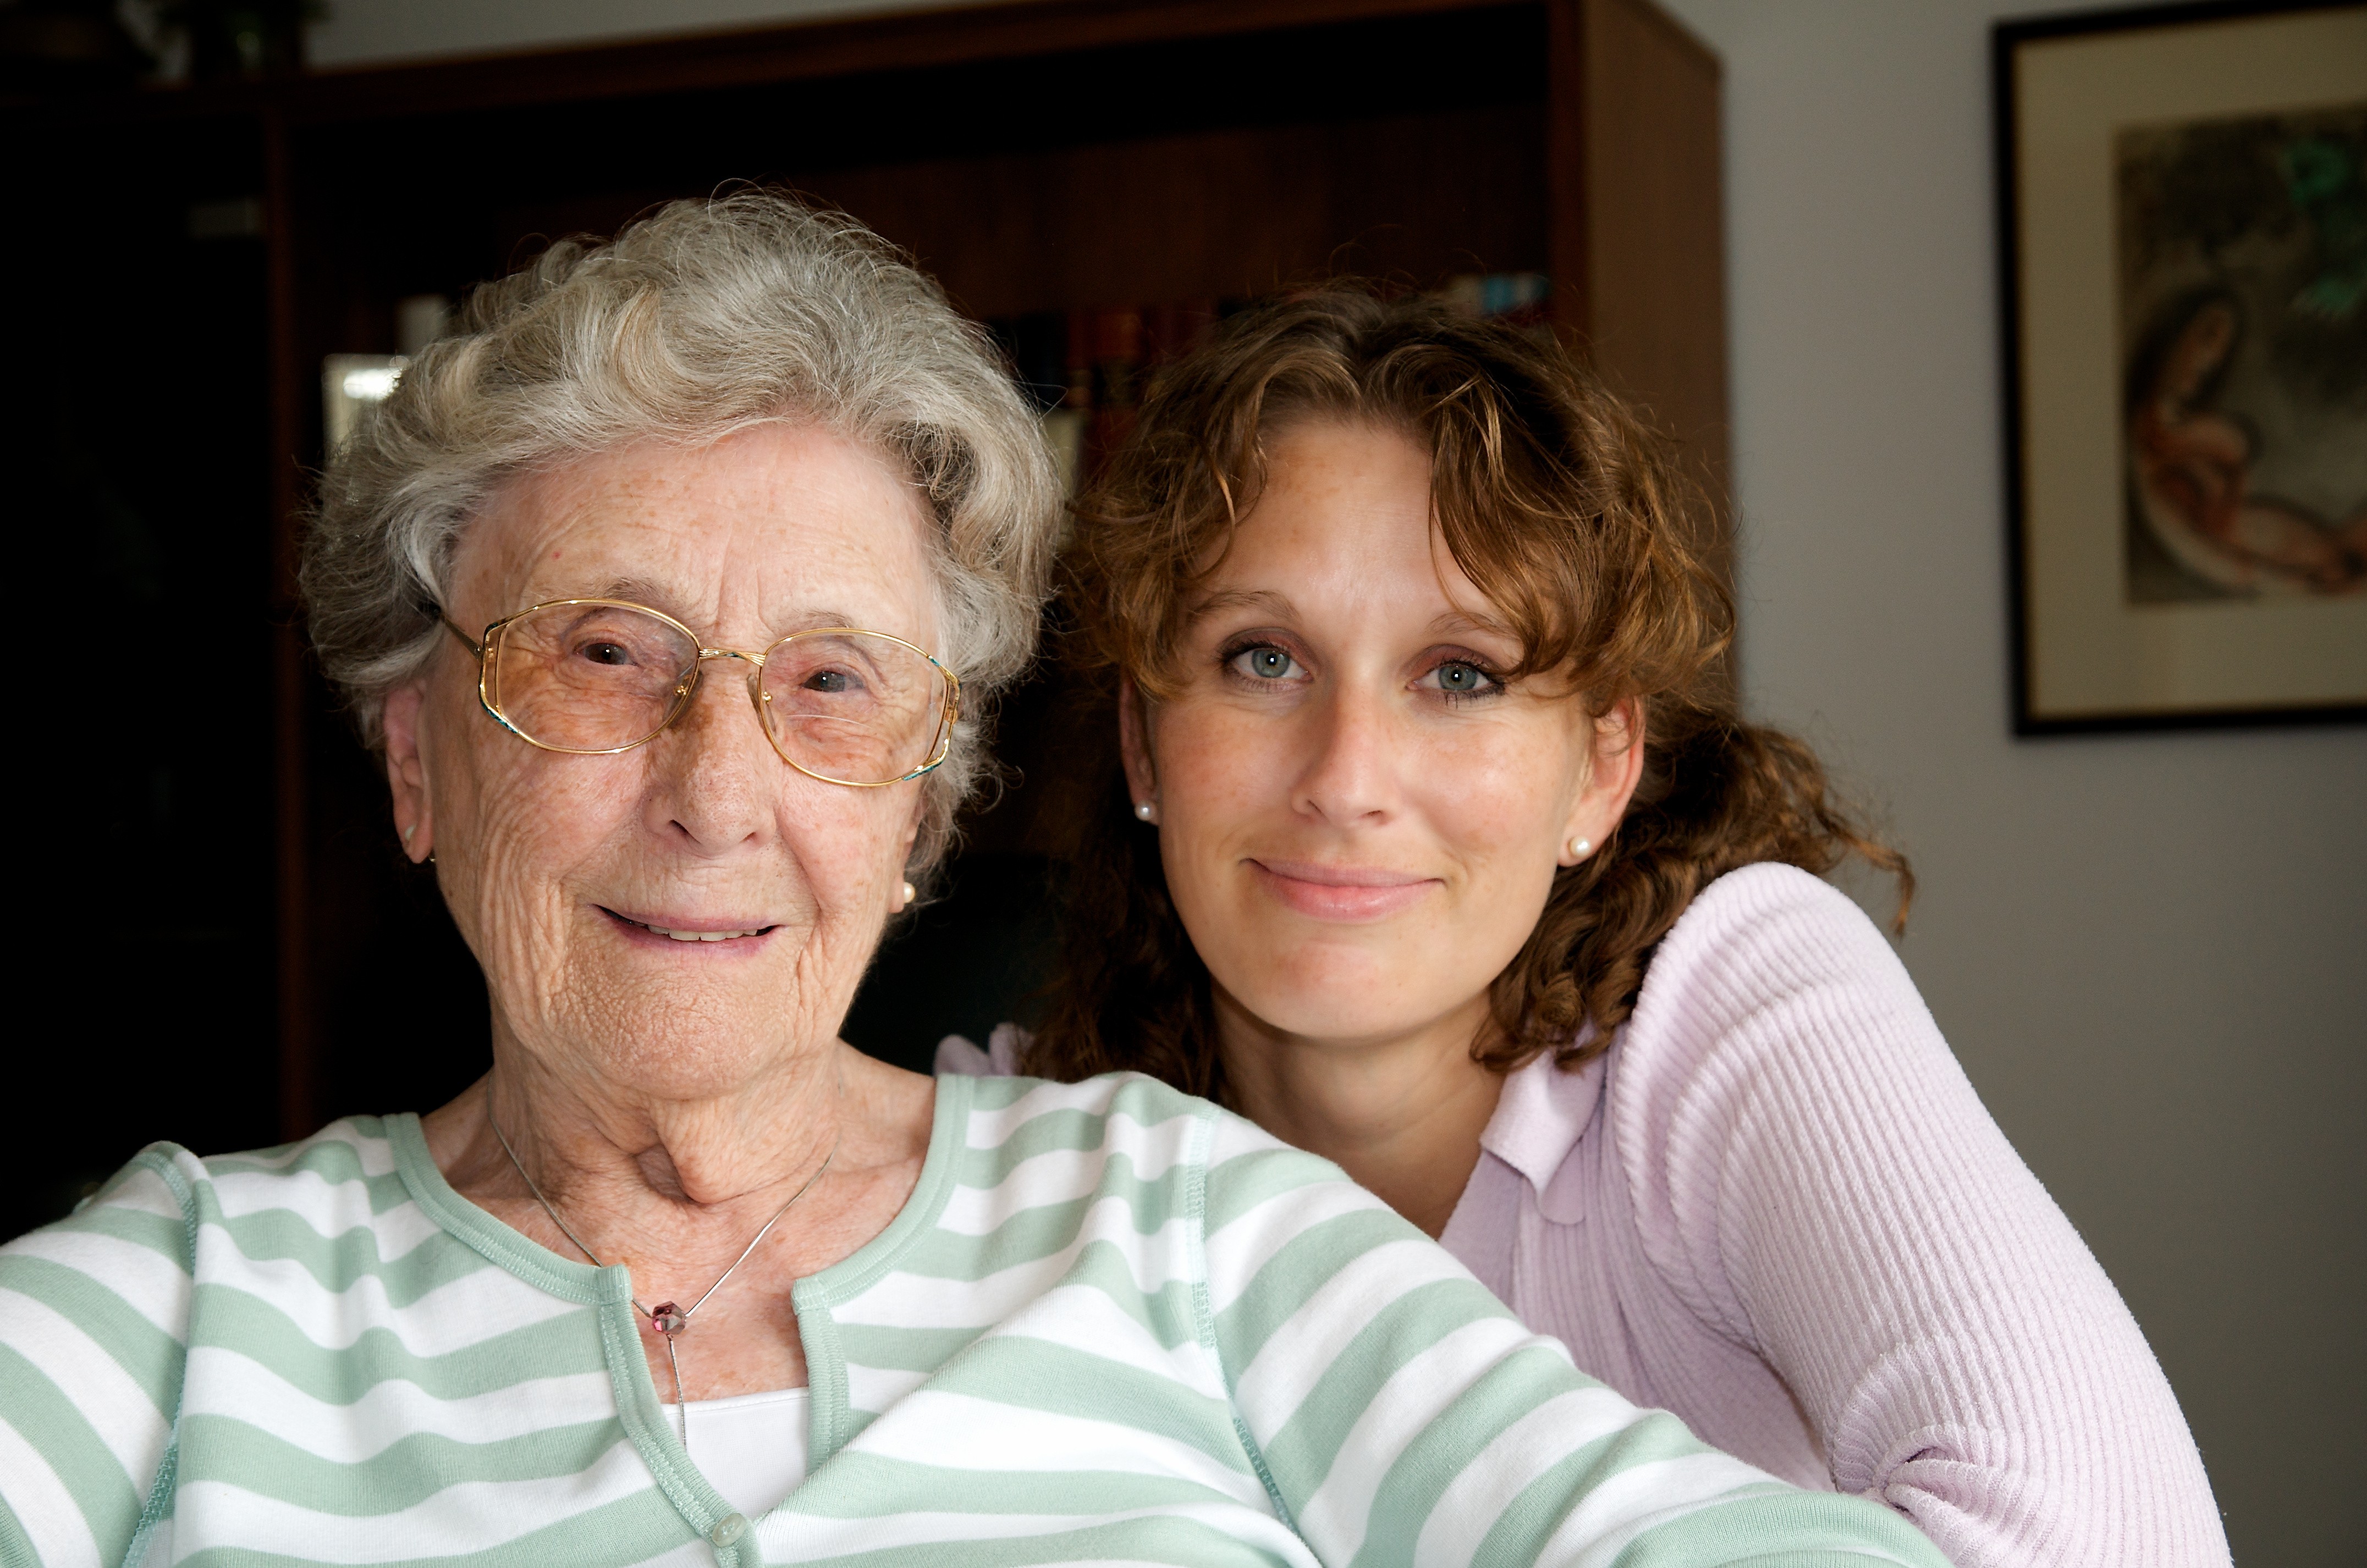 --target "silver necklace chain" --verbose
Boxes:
[483,1075,840,1454]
